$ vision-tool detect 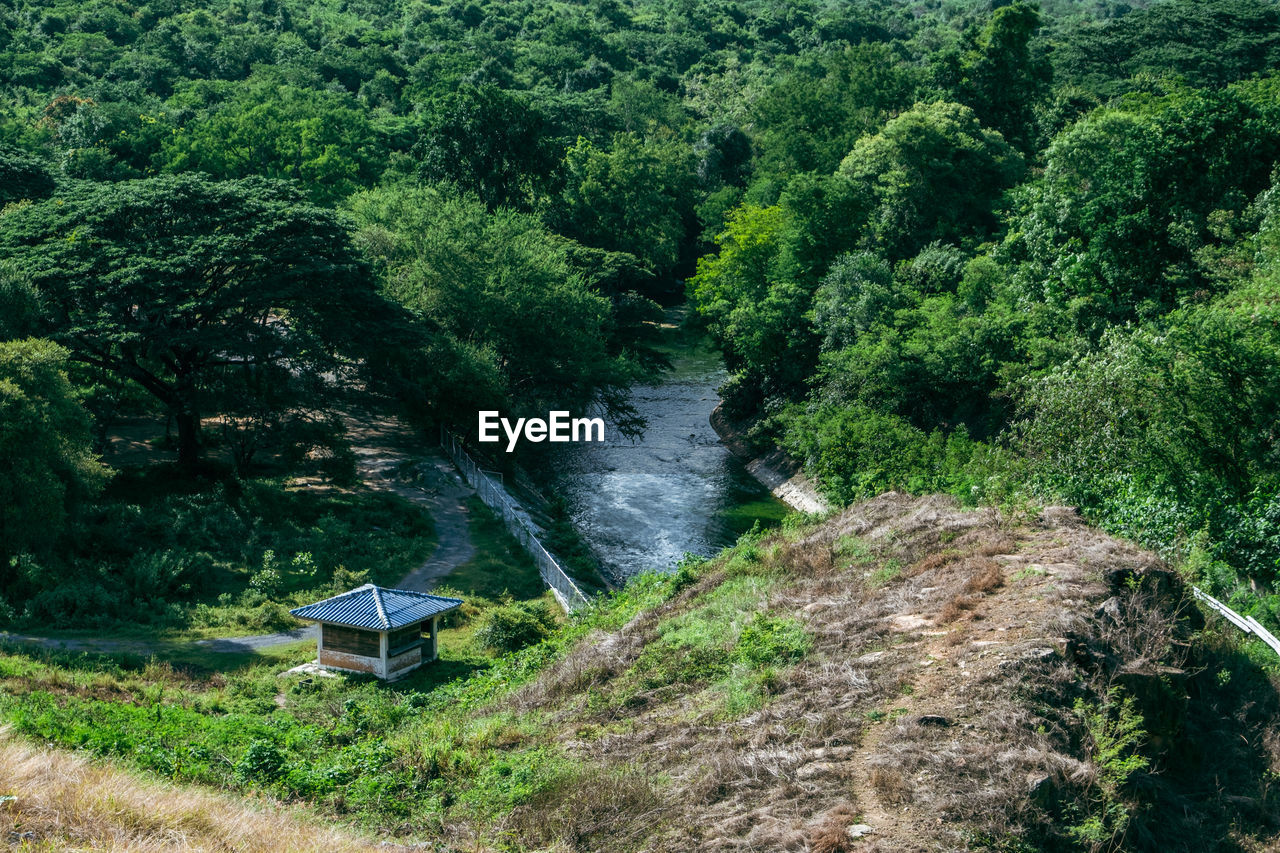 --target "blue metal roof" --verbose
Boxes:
[290,584,463,631]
